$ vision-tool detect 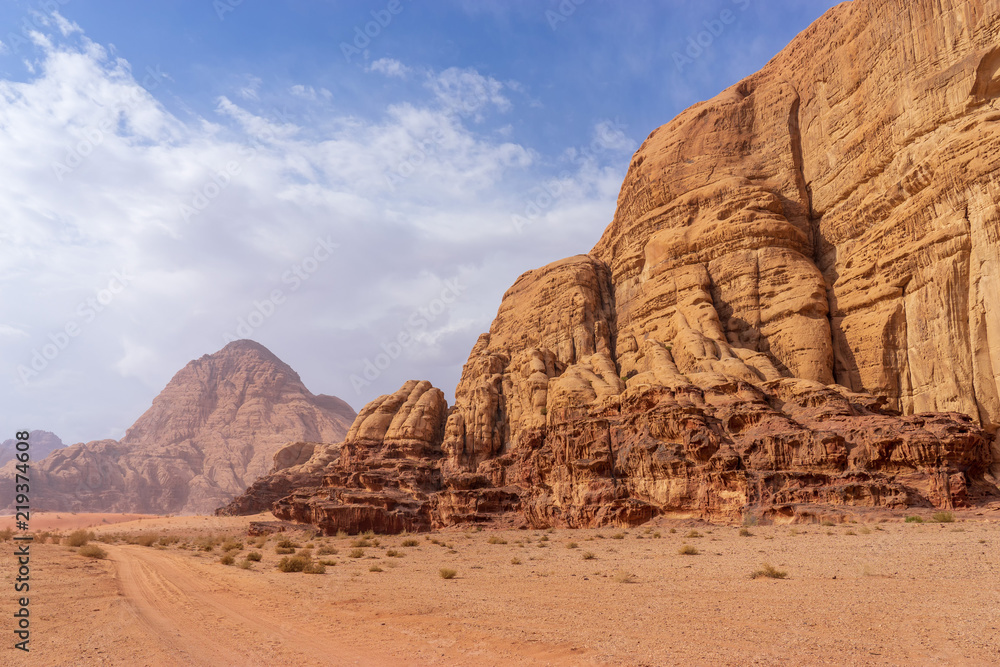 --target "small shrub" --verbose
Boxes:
[750,563,788,580]
[401,538,420,547]
[276,538,298,549]
[351,537,373,548]
[439,568,457,579]
[566,542,579,549]
[78,544,107,559]
[65,529,94,547]
[739,528,753,537]
[821,521,835,527]
[844,529,856,536]
[319,559,337,566]
[303,561,326,574]
[859,526,871,535]
[317,545,338,556]
[652,532,661,538]
[905,516,923,523]
[274,546,295,555]
[135,534,158,547]
[0,528,13,542]
[684,530,702,539]
[582,551,595,560]
[238,560,253,570]
[277,555,309,572]
[613,570,635,584]
[158,535,180,547]
[678,544,699,555]
[669,528,677,534]
[487,536,507,545]
[221,540,244,552]
[219,555,235,566]
[386,549,402,558]
[369,565,383,572]
[931,511,955,523]
[510,557,522,565]
[335,530,348,538]
[246,551,262,562]
[610,533,625,540]
[348,548,364,558]
[540,407,548,416]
